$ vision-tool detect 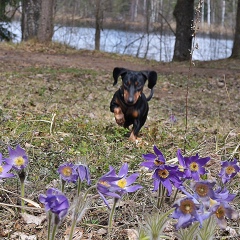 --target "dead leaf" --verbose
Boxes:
[10,231,37,240]
[125,229,138,240]
[64,227,83,240]
[21,213,46,225]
